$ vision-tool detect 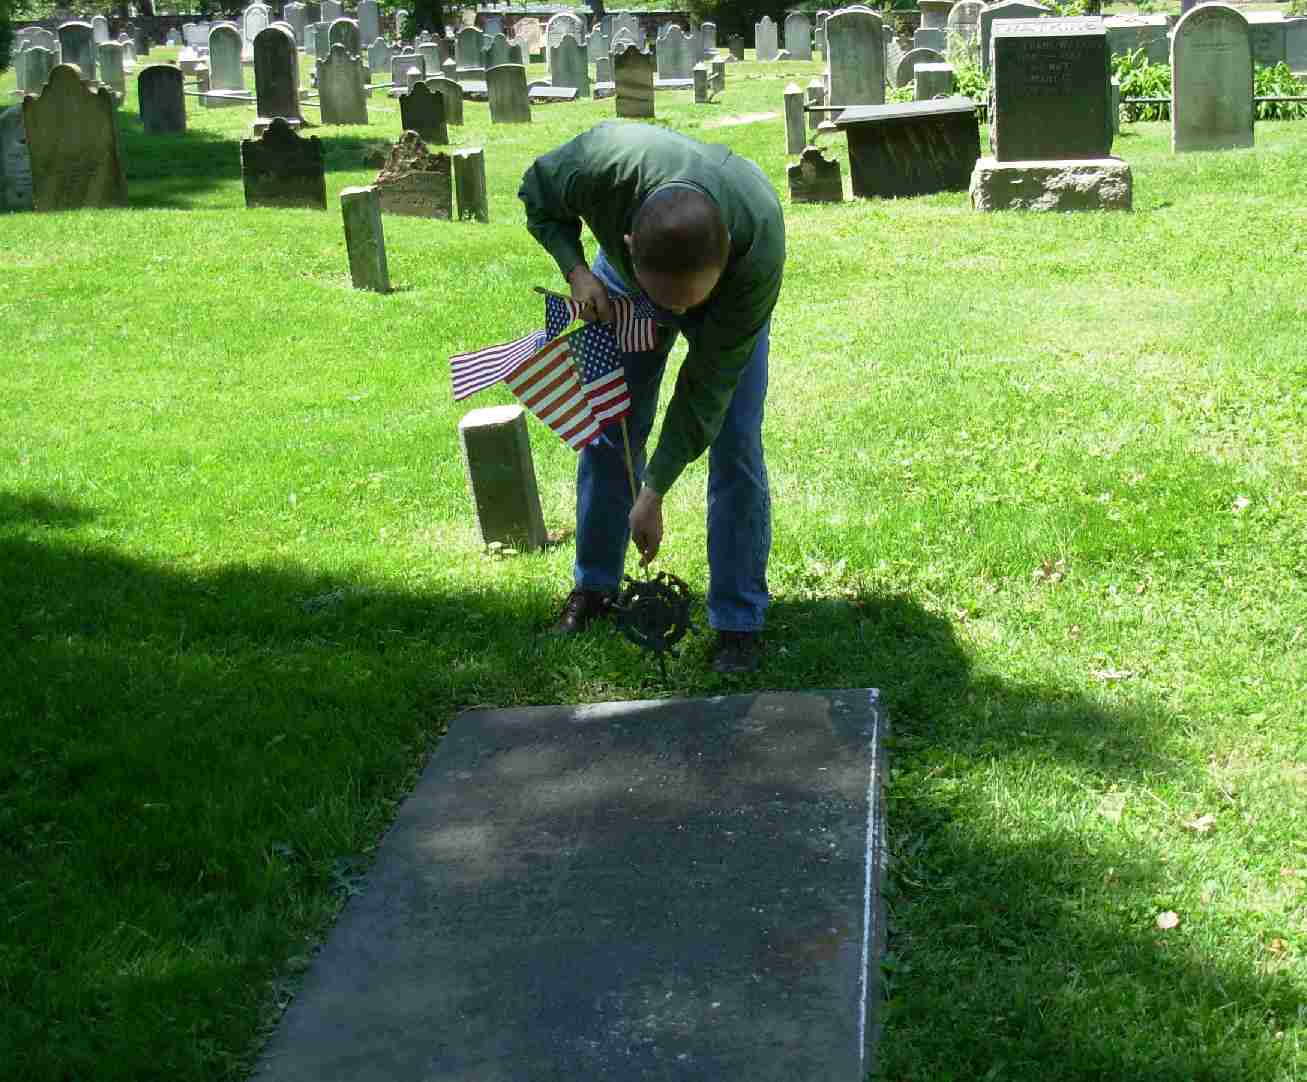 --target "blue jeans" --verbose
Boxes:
[574,249,771,633]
